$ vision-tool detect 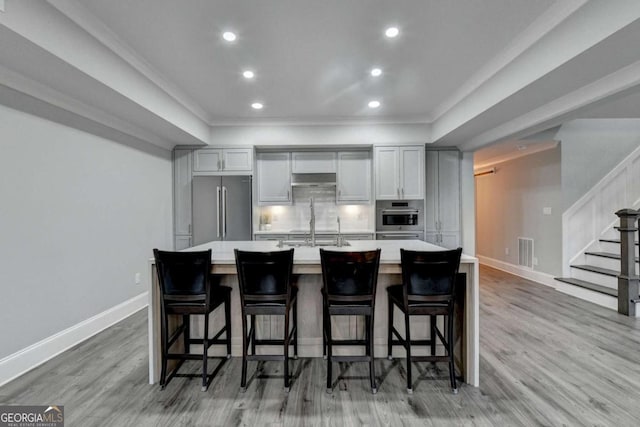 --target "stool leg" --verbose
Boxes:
[447,311,458,394]
[404,313,413,393]
[183,315,190,355]
[225,295,232,358]
[322,300,327,360]
[368,314,377,394]
[293,297,298,359]
[387,299,393,360]
[250,315,256,356]
[201,312,209,391]
[241,314,248,392]
[284,311,290,392]
[326,309,333,393]
[430,315,436,357]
